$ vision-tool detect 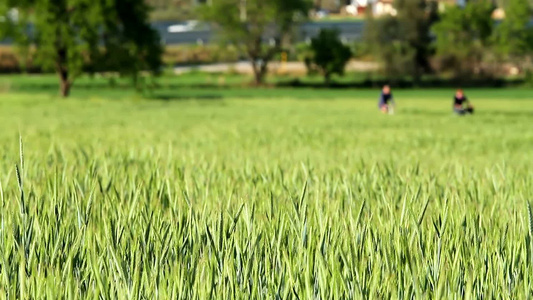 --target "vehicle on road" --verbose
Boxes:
[167,20,206,33]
